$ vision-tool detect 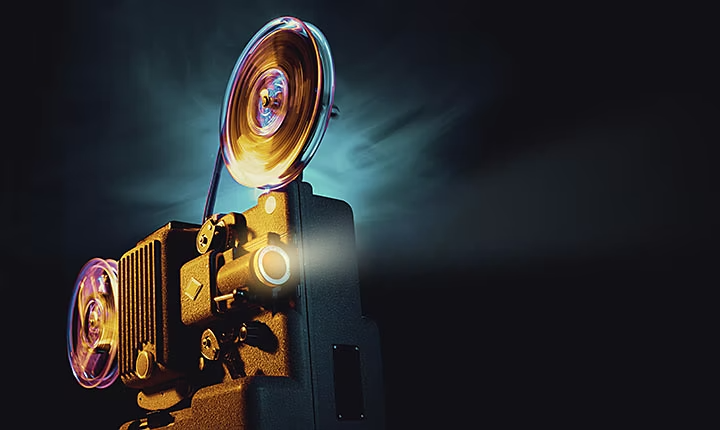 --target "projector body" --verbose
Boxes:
[66,16,384,429]
[116,180,384,429]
